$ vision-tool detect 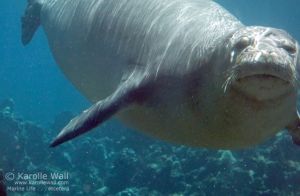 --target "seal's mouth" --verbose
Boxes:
[229,62,295,101]
[236,71,290,85]
[239,74,282,81]
[234,61,294,85]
